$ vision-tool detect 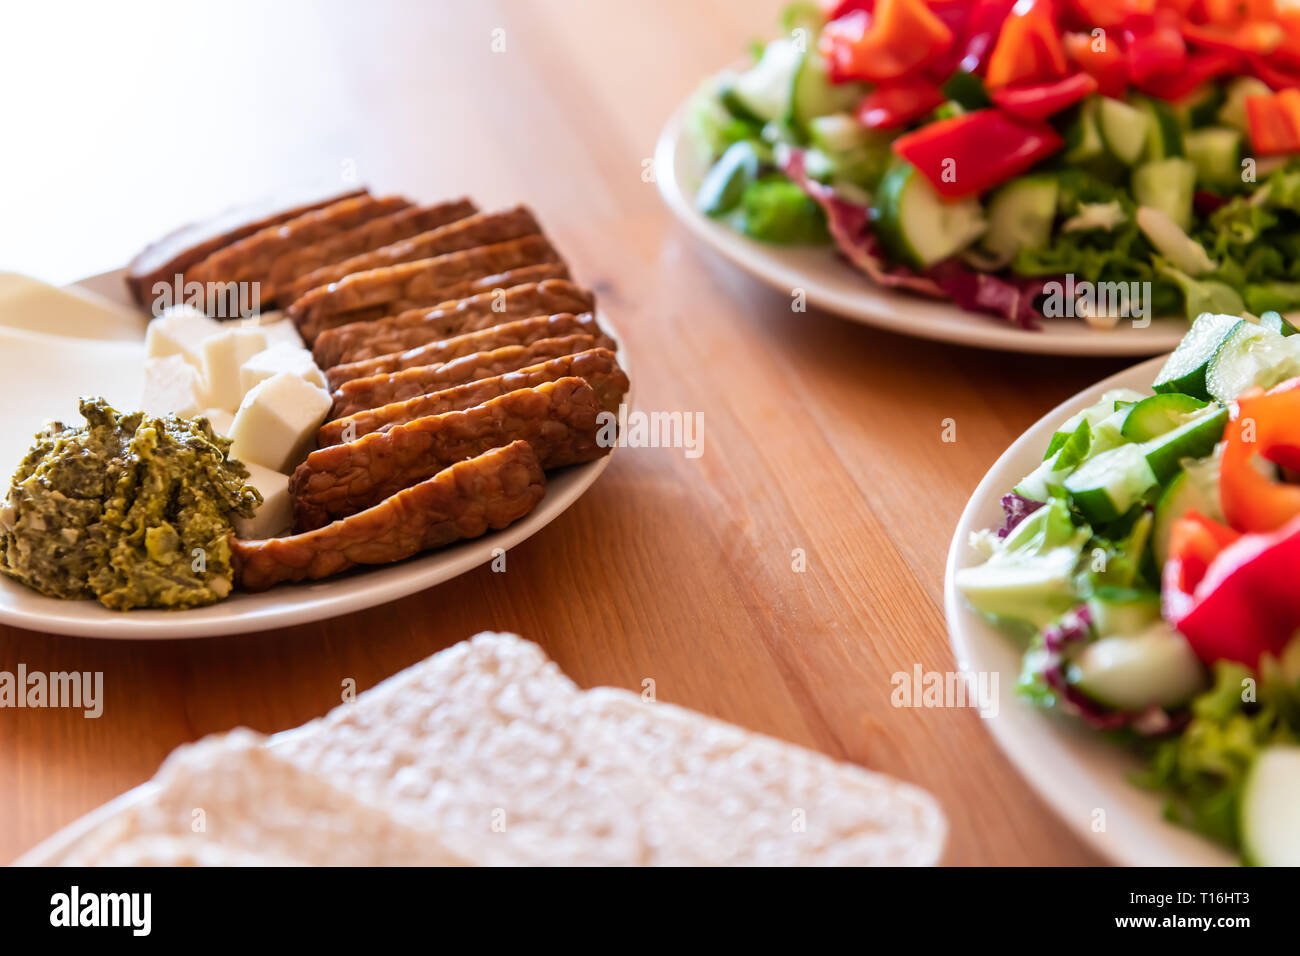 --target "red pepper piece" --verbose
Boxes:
[819,0,954,83]
[892,108,1064,197]
[1063,30,1128,97]
[1221,379,1300,531]
[857,78,947,128]
[991,71,1098,119]
[986,0,1069,89]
